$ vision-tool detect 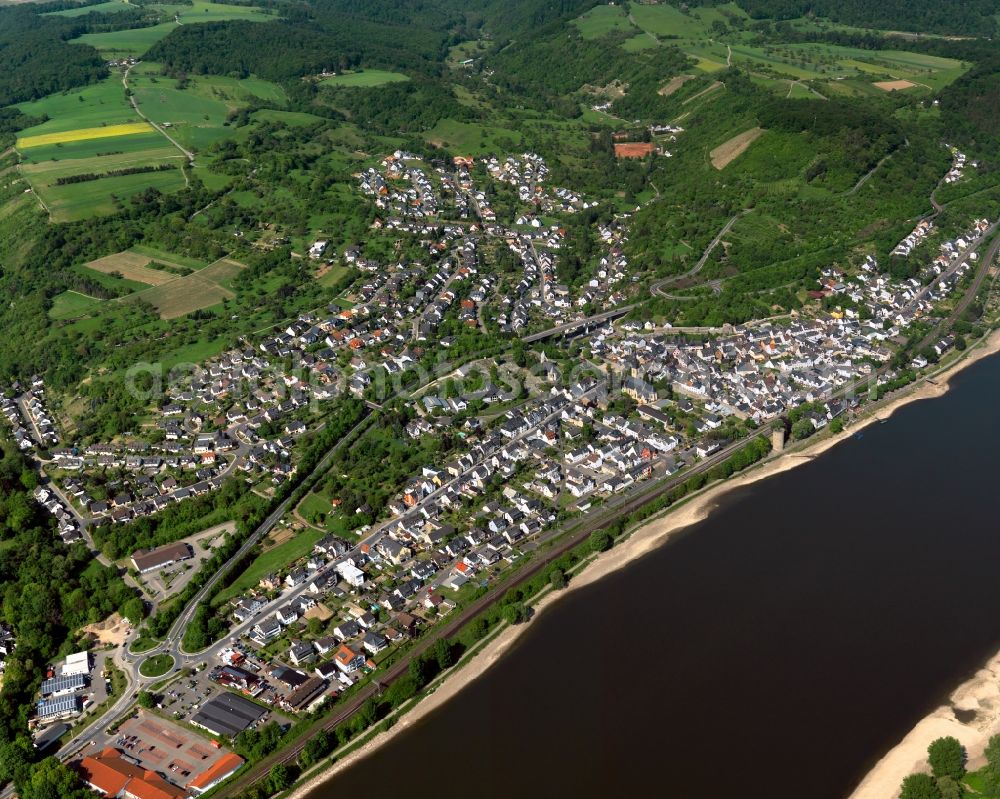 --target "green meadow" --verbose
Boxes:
[74,23,180,57]
[15,77,141,136]
[69,1,272,56]
[71,264,151,294]
[424,118,523,154]
[573,5,636,39]
[128,63,288,150]
[321,70,410,88]
[49,291,103,320]
[170,0,273,23]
